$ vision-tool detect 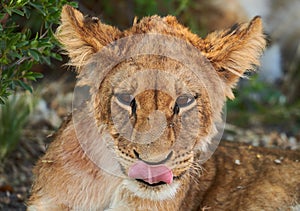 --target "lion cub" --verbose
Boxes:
[27,5,300,211]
